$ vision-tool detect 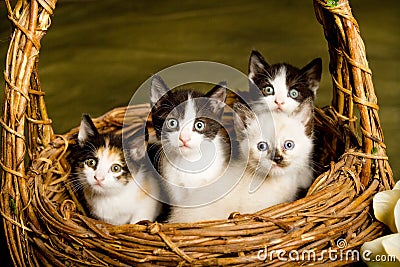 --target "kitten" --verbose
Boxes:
[232,100,315,212]
[248,50,322,114]
[149,75,235,222]
[69,114,162,225]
